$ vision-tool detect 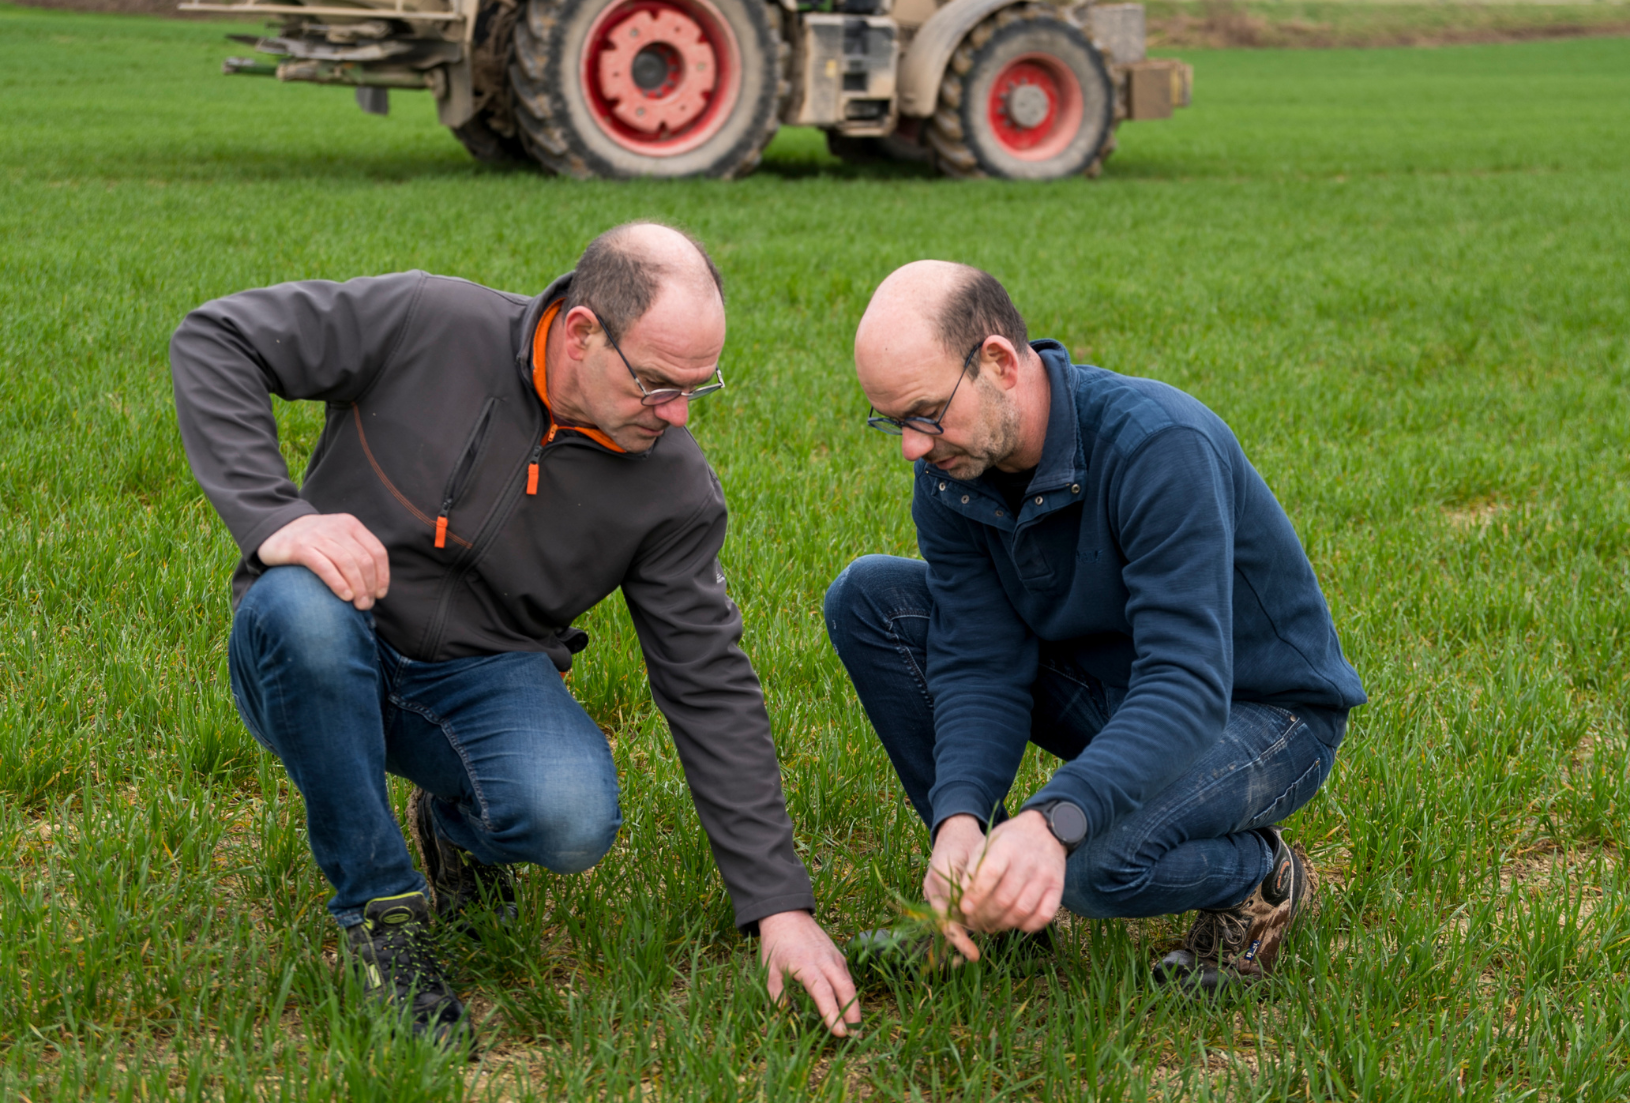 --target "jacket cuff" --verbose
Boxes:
[733,890,818,936]
[236,500,320,561]
[1021,775,1098,829]
[928,784,1004,839]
